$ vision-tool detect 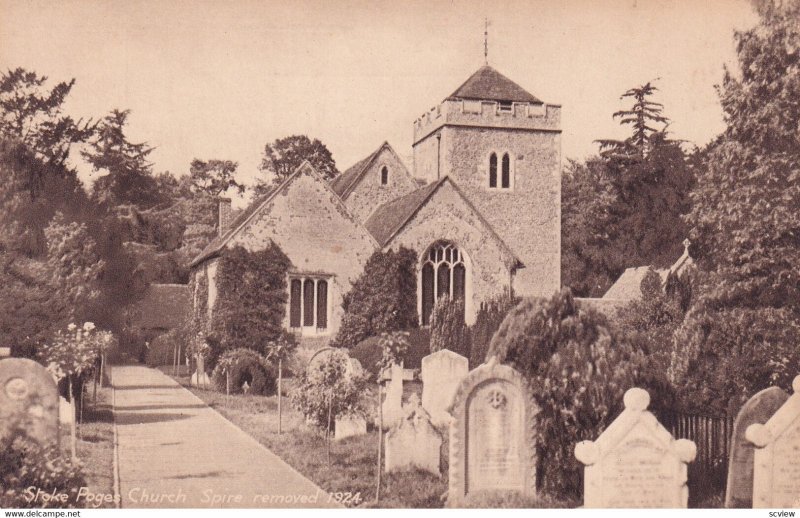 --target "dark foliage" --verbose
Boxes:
[429,296,471,358]
[212,348,276,395]
[468,292,519,368]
